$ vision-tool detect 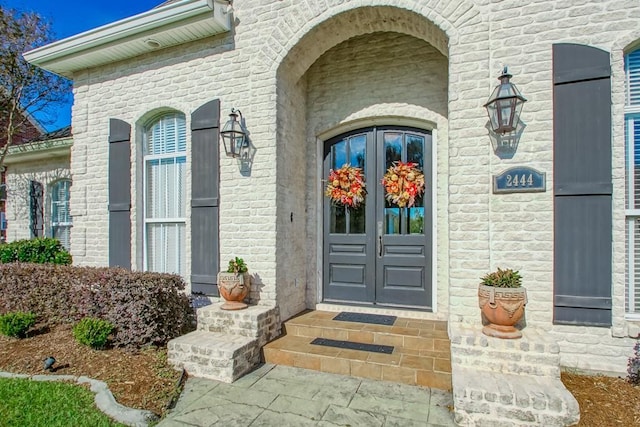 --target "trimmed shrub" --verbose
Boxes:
[73,317,114,349]
[0,264,195,348]
[628,340,640,386]
[0,238,72,265]
[0,311,36,338]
